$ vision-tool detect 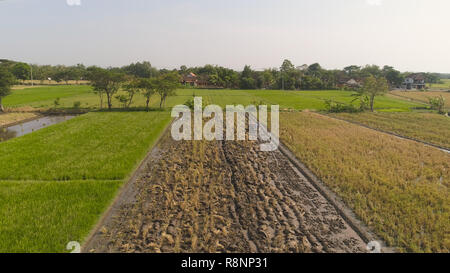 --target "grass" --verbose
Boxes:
[4,85,92,108]
[0,112,171,180]
[330,112,450,149]
[280,112,449,253]
[0,180,122,253]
